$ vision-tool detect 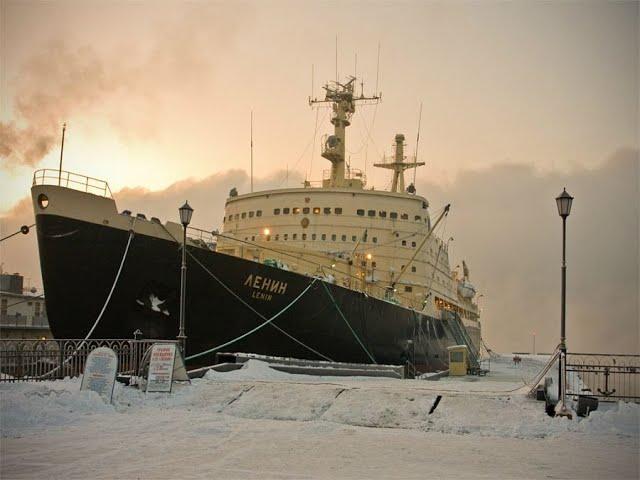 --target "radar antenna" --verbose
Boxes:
[309,75,380,187]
